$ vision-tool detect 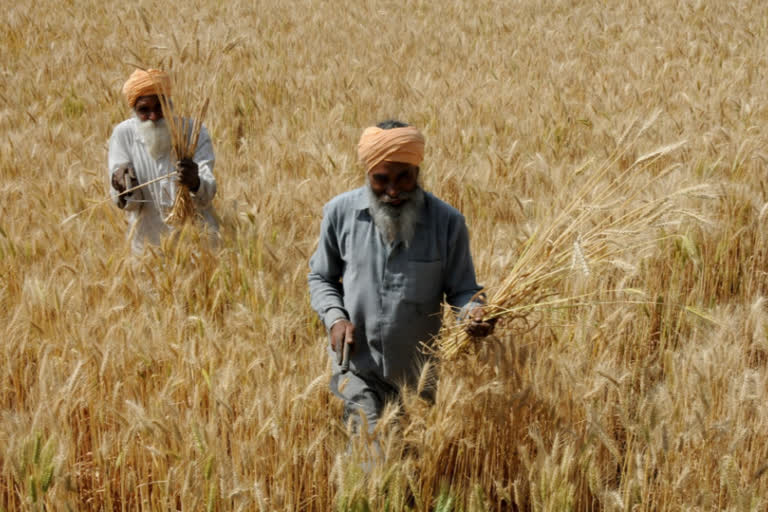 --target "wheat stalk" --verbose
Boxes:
[153,75,210,226]
[438,127,685,358]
